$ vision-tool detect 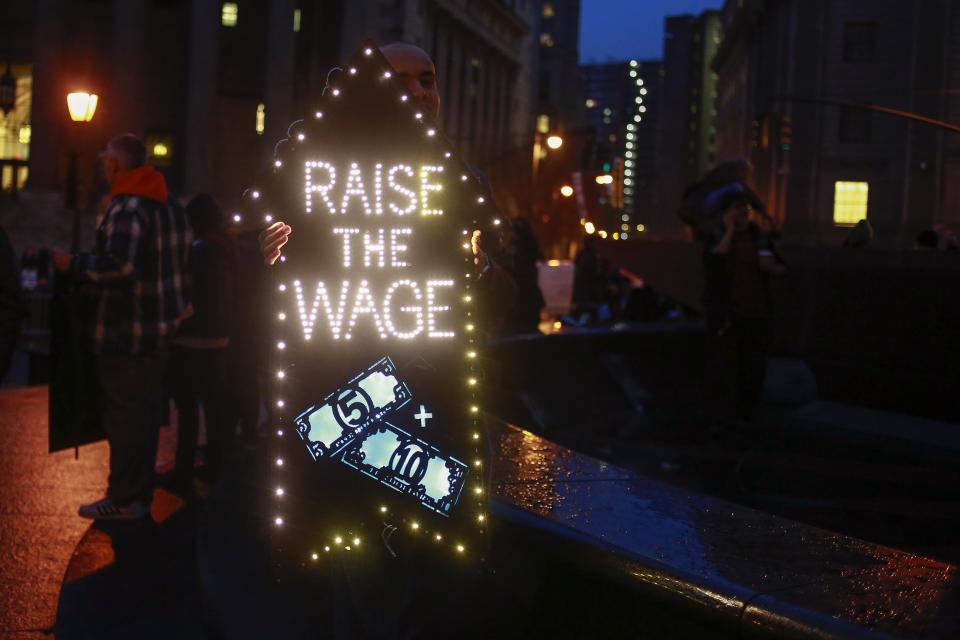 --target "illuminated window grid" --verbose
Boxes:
[221,2,238,27]
[833,181,868,226]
